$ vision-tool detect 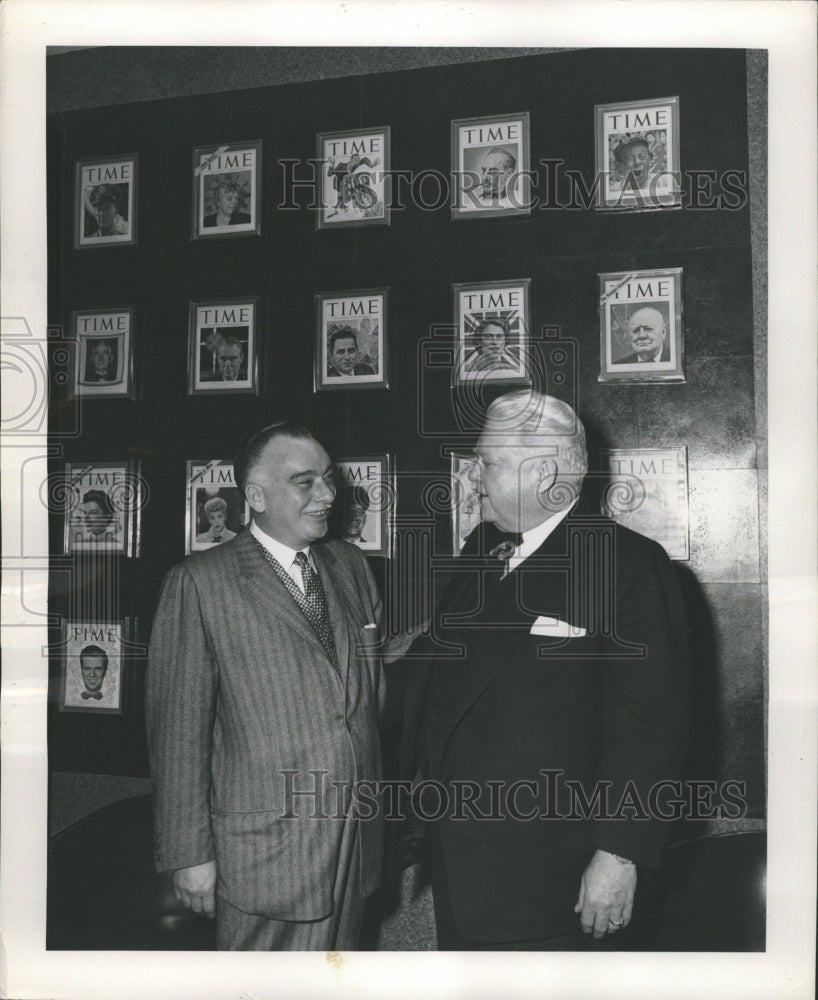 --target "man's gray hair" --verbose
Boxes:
[485,390,588,477]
